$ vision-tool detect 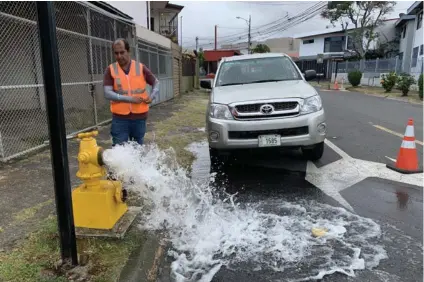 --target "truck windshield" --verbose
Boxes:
[215,56,302,87]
